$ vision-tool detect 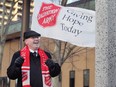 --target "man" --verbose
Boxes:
[7,30,61,87]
